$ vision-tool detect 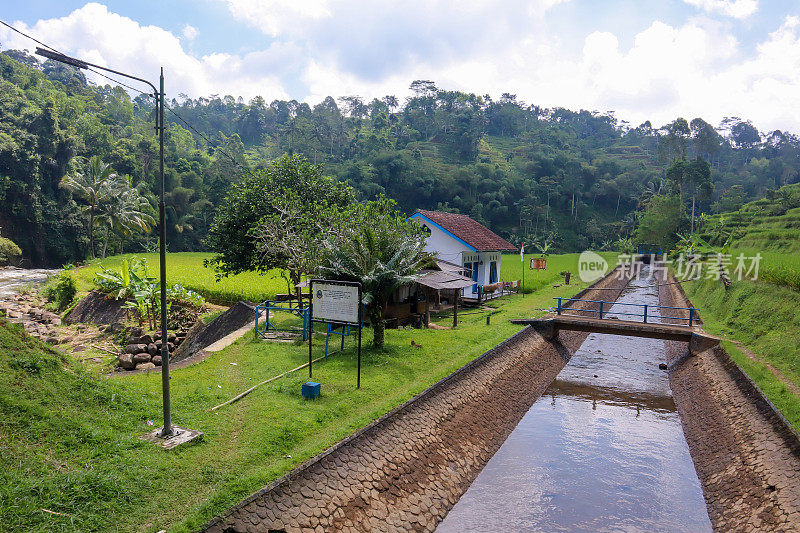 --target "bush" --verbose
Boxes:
[42,271,78,311]
[0,235,22,264]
